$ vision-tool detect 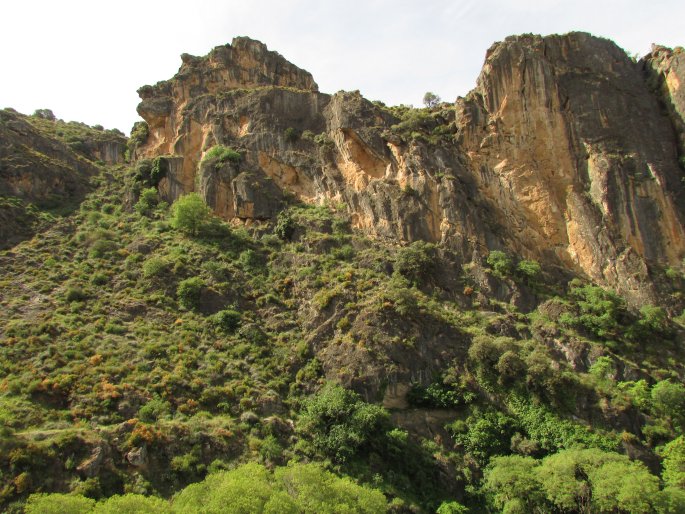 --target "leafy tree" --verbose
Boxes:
[423,92,441,108]
[482,455,545,513]
[170,193,212,236]
[298,383,389,463]
[436,501,469,514]
[172,463,274,513]
[171,462,387,513]
[33,108,56,121]
[25,493,95,514]
[93,494,168,513]
[273,463,387,513]
[453,410,517,465]
[652,380,685,429]
[662,436,685,489]
[561,281,626,339]
[483,448,664,514]
[588,459,660,513]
